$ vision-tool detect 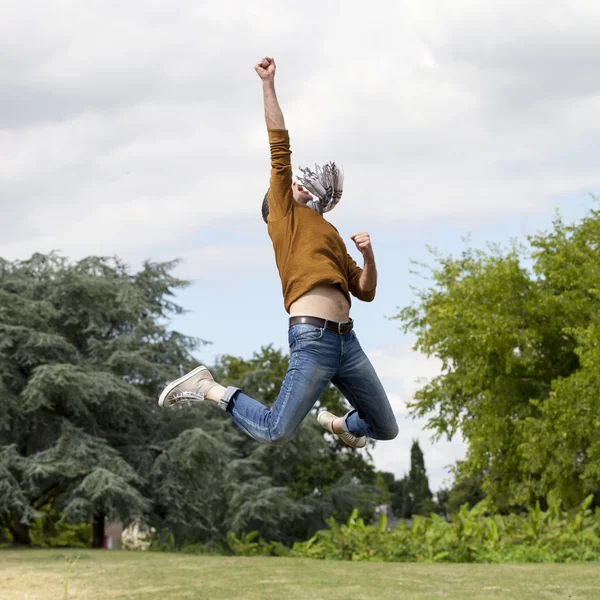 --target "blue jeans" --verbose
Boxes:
[218,323,399,445]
